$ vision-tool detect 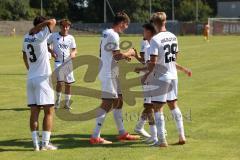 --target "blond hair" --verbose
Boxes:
[150,12,167,26]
